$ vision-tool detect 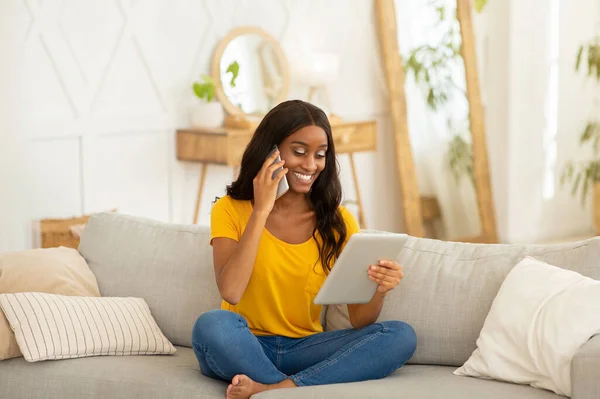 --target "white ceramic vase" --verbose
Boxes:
[190,102,225,129]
